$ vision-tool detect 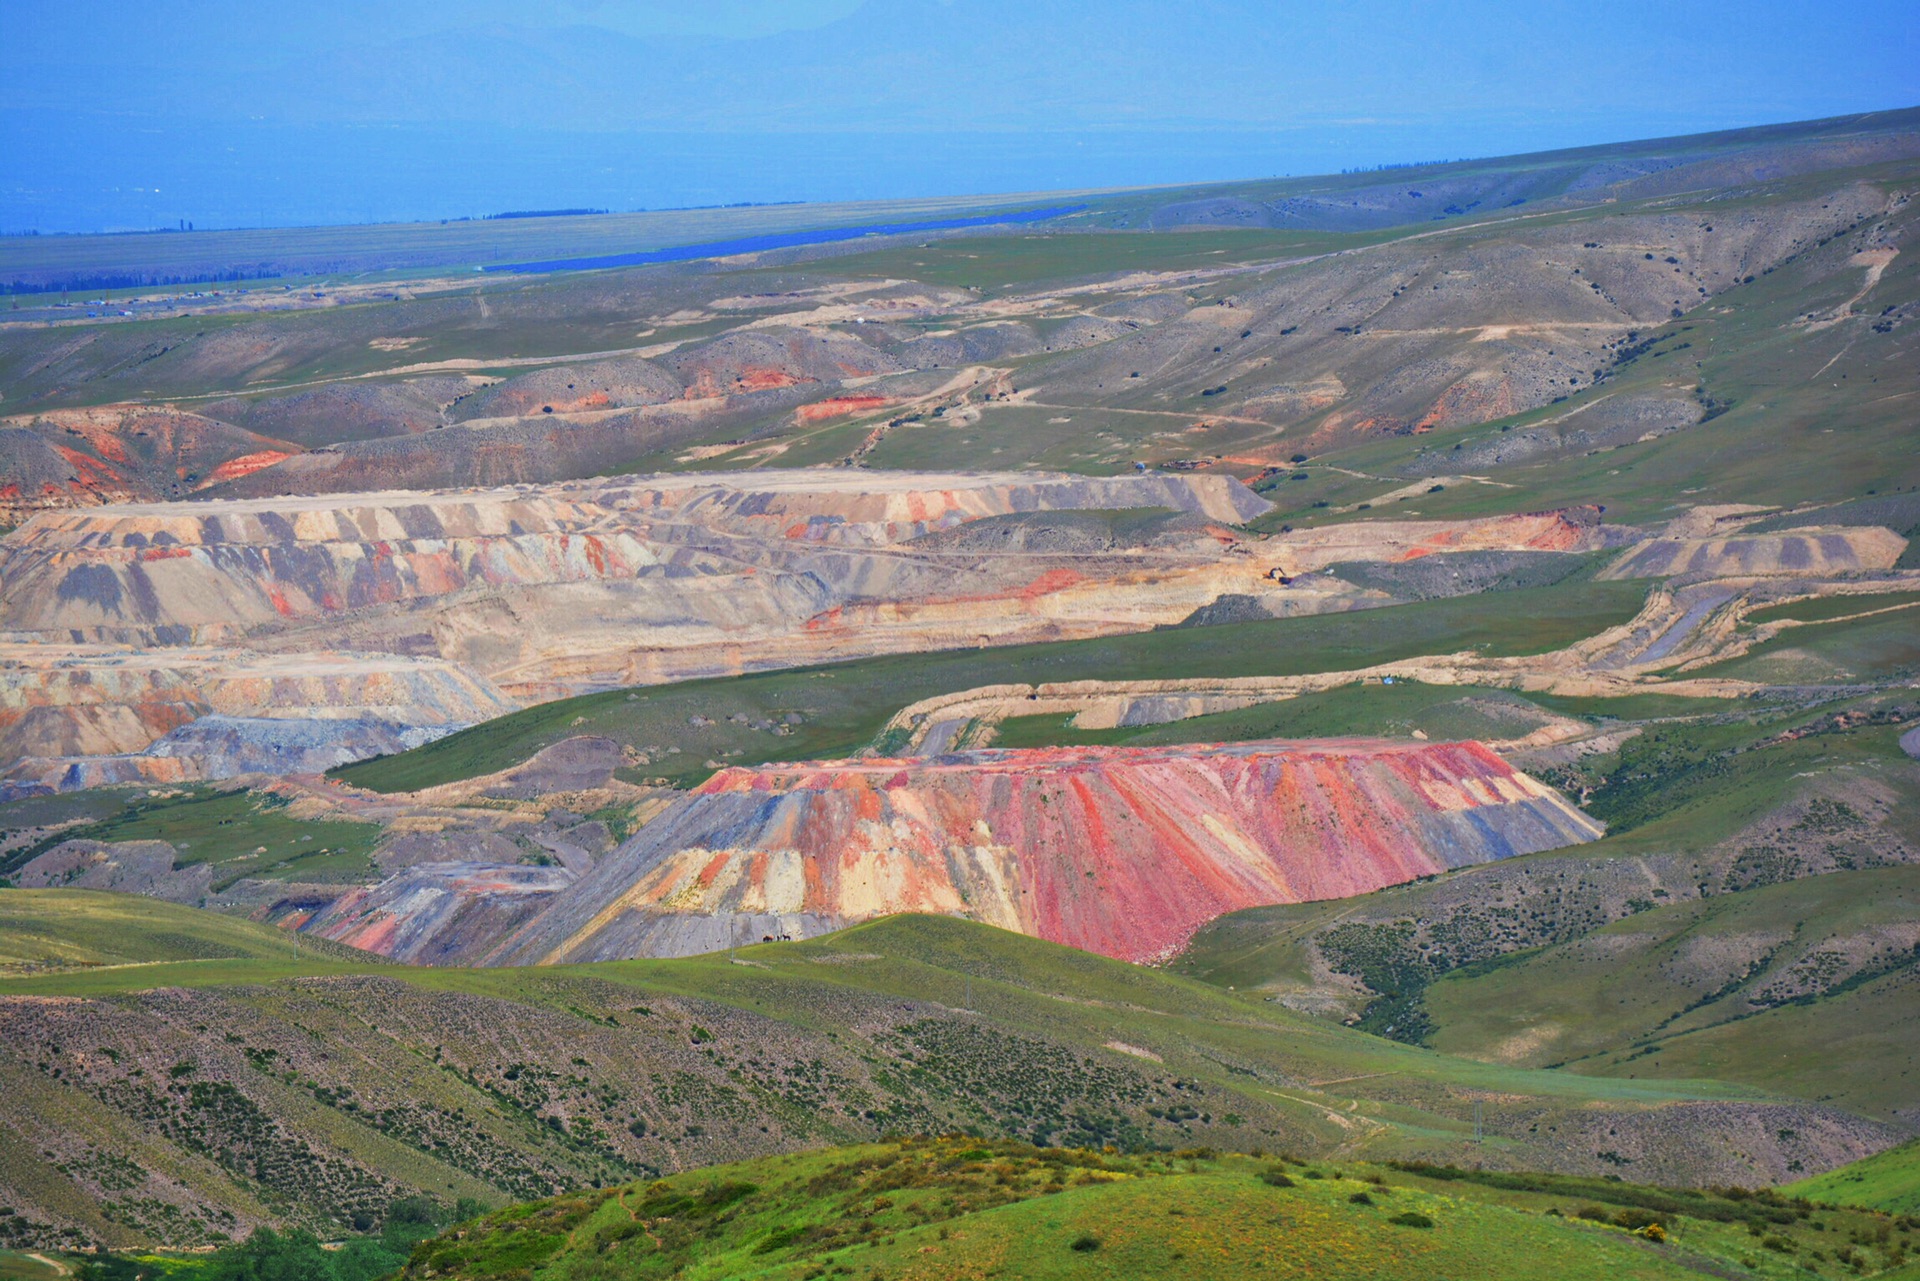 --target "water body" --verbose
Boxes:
[487,203,1089,274]
[0,114,1494,234]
